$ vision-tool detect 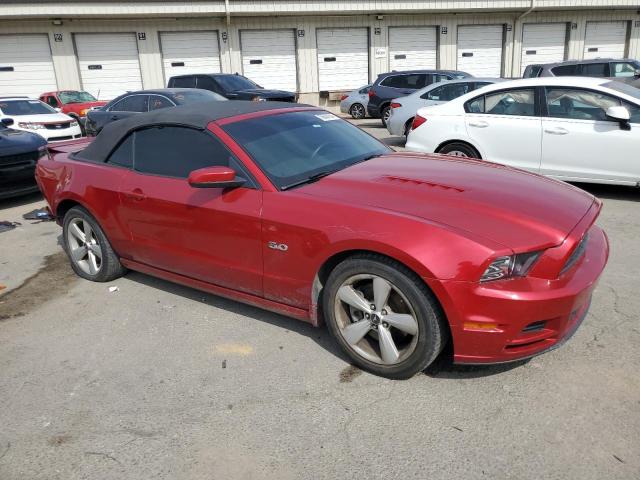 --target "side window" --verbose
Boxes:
[133,126,234,178]
[524,66,543,78]
[148,96,174,111]
[426,83,470,101]
[106,134,134,168]
[380,75,404,88]
[46,96,60,108]
[545,88,620,121]
[171,76,196,88]
[622,101,640,124]
[424,85,444,100]
[551,64,578,76]
[465,96,485,113]
[432,74,451,84]
[196,76,220,93]
[110,95,149,112]
[610,62,638,78]
[473,82,492,90]
[580,63,608,77]
[484,89,536,116]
